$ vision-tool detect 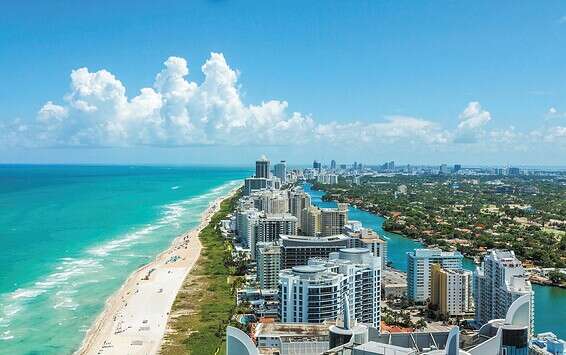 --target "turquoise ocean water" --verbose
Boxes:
[304,184,565,339]
[0,165,249,354]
